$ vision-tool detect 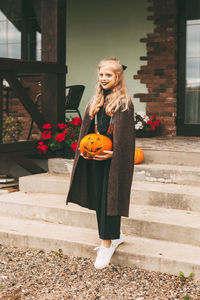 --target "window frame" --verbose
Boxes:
[177,0,200,136]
